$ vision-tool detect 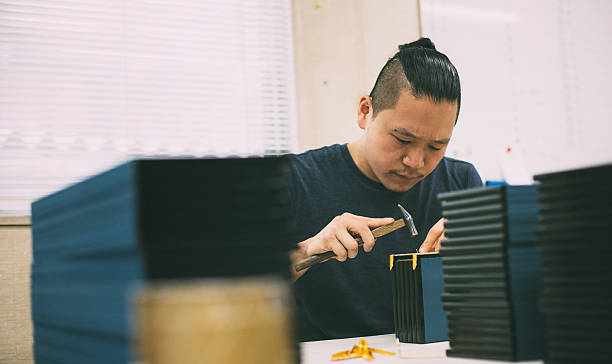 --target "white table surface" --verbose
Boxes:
[300,334,543,364]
